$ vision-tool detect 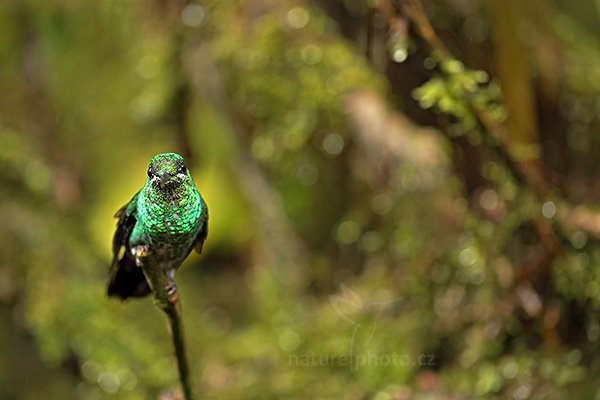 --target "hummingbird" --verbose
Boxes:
[108,153,208,300]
